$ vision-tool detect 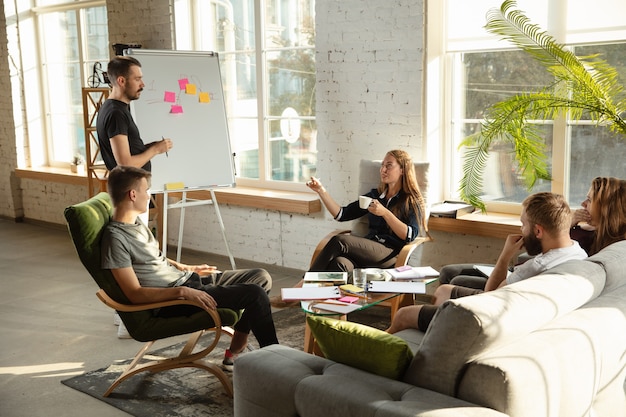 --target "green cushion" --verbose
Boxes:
[306,316,414,380]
